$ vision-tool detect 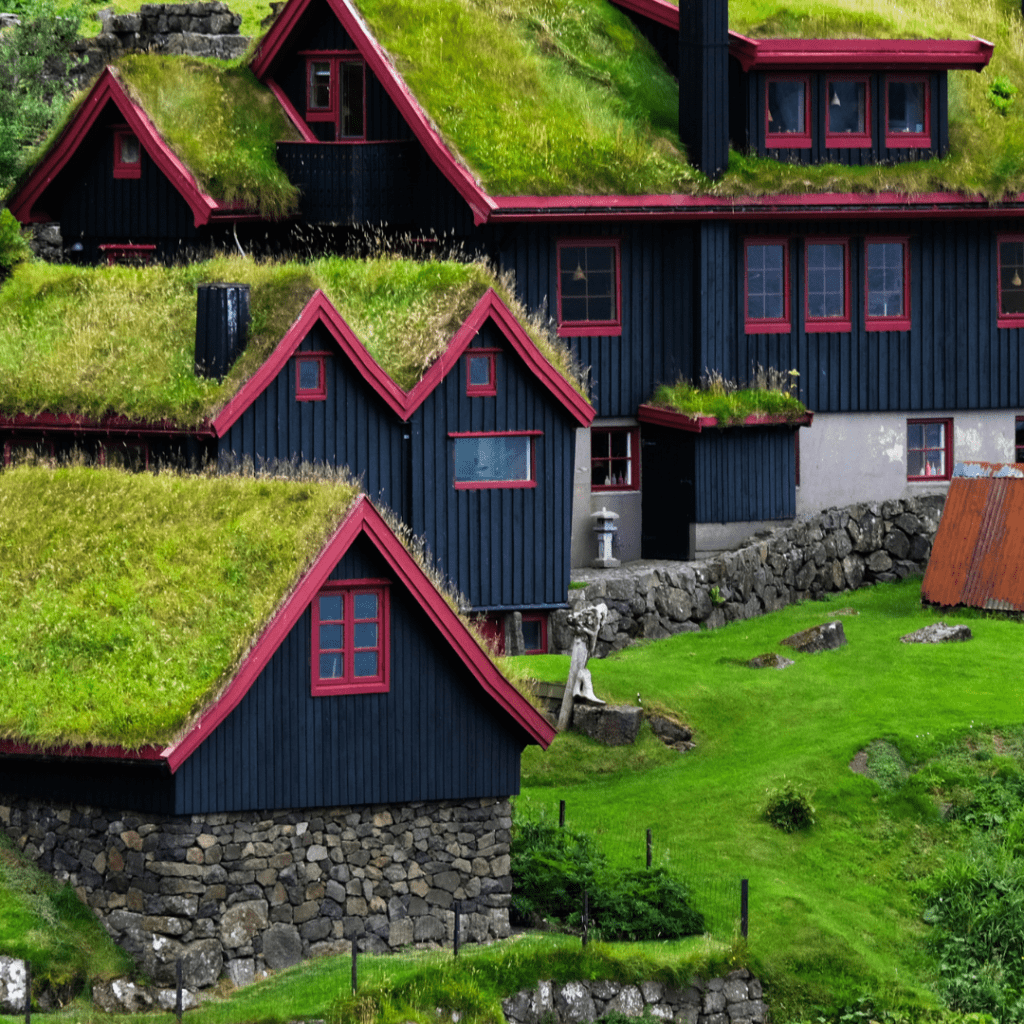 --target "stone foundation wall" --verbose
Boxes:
[554,497,945,657]
[0,796,511,990]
